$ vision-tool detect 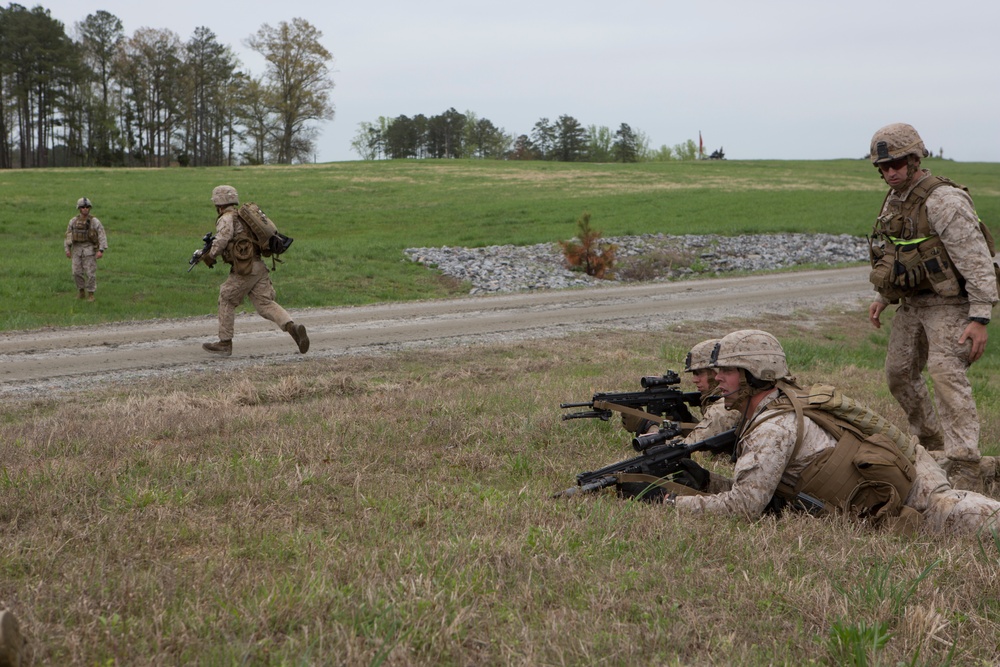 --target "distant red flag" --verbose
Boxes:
[699,131,704,158]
